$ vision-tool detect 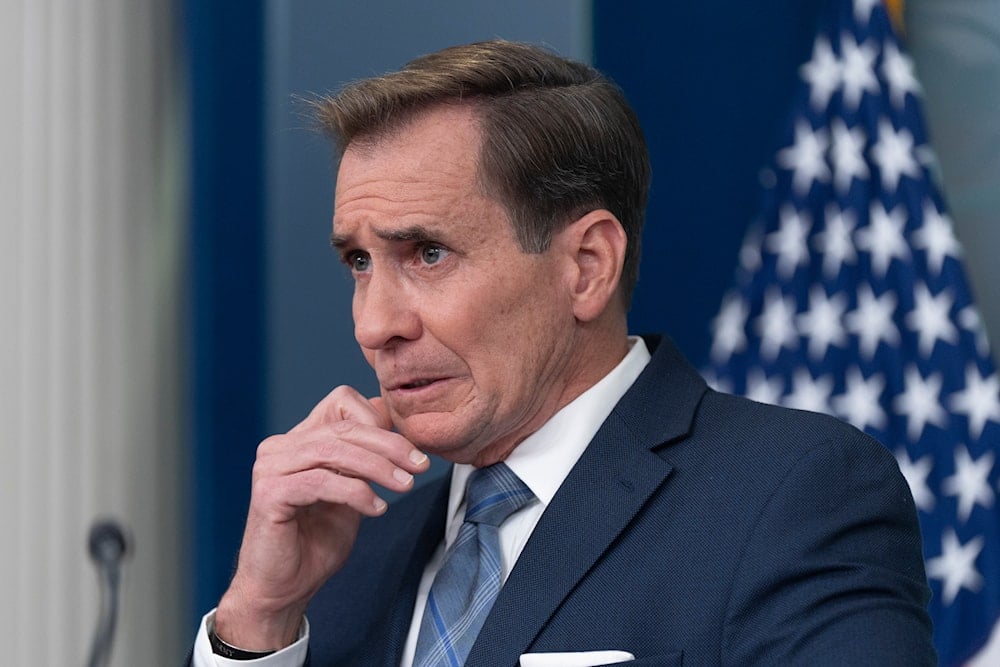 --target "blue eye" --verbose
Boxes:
[420,245,449,265]
[350,252,371,272]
